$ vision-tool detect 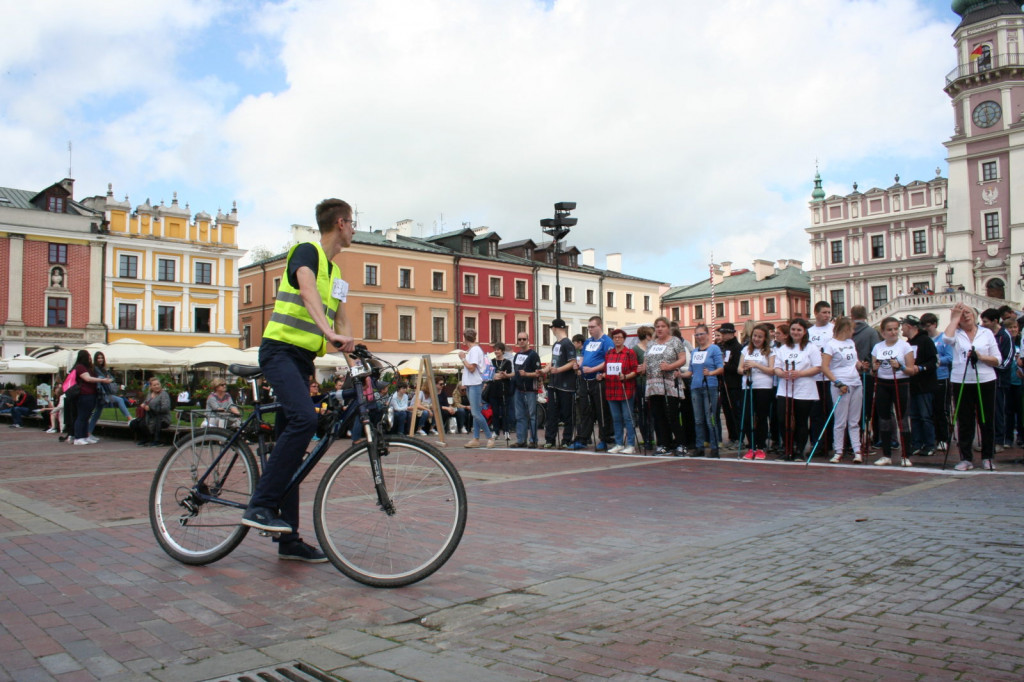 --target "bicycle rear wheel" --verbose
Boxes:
[314,435,467,587]
[149,430,258,565]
